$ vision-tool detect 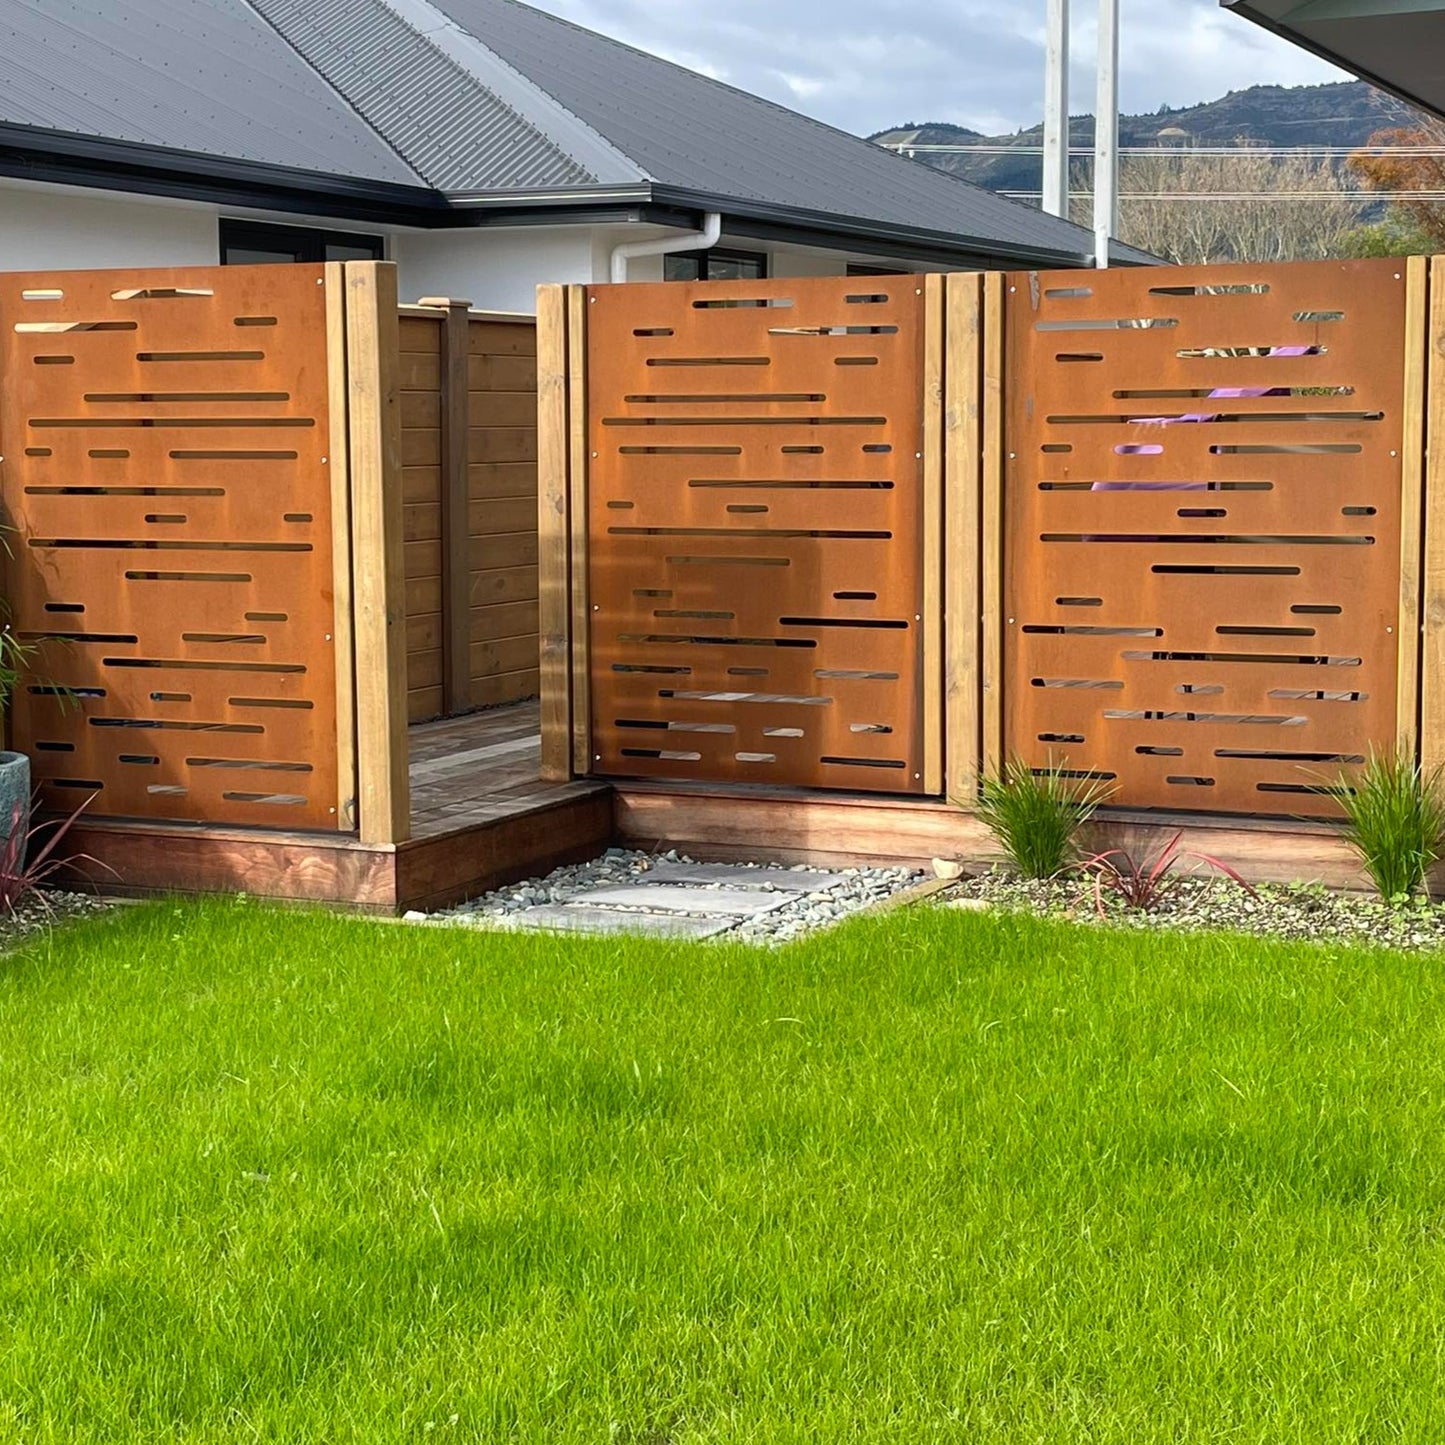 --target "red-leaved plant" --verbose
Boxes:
[1079,831,1257,916]
[0,792,108,914]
